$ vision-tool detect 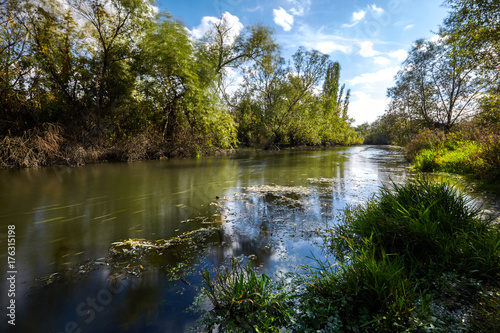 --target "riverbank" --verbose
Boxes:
[405,129,500,191]
[0,126,360,169]
[0,127,236,168]
[197,179,500,332]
